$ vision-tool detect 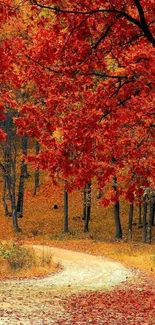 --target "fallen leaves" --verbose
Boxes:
[58,280,155,325]
[0,276,154,324]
